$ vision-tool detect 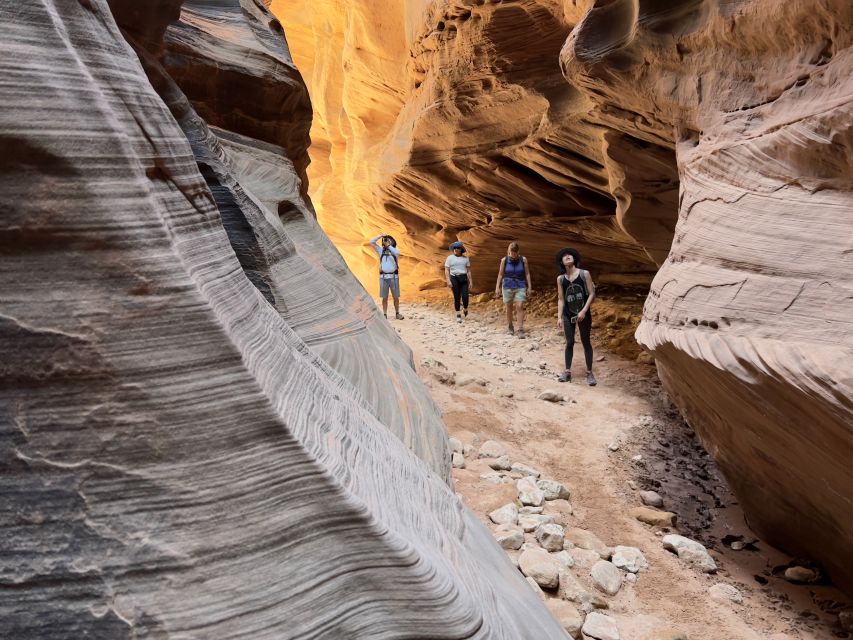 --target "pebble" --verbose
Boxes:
[535,523,566,552]
[488,455,512,471]
[451,452,465,468]
[709,583,743,604]
[565,528,612,558]
[591,559,623,595]
[625,573,637,584]
[582,611,620,640]
[783,566,818,583]
[488,503,519,526]
[630,506,677,528]
[611,546,648,573]
[518,547,561,589]
[537,478,571,501]
[537,390,564,403]
[517,477,546,507]
[608,442,620,451]
[631,454,643,464]
[510,462,542,478]
[478,440,507,459]
[639,490,664,508]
